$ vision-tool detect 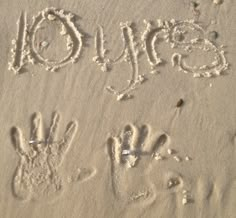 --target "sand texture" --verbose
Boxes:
[0,0,236,217]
